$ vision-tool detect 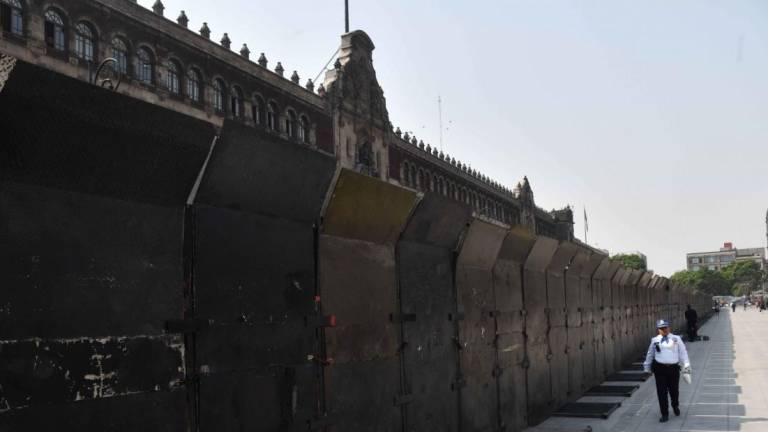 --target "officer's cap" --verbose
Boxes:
[656,319,669,328]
